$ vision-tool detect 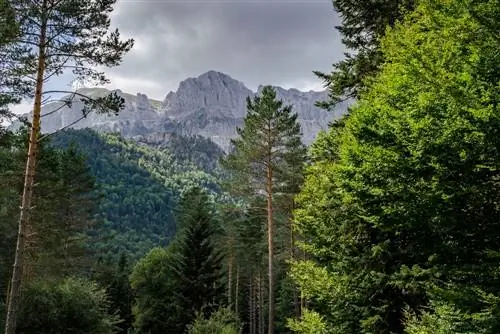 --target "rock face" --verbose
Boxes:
[37,71,348,151]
